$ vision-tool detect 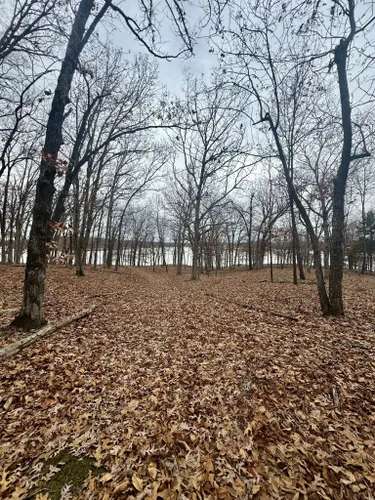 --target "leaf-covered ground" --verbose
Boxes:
[1,265,375,499]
